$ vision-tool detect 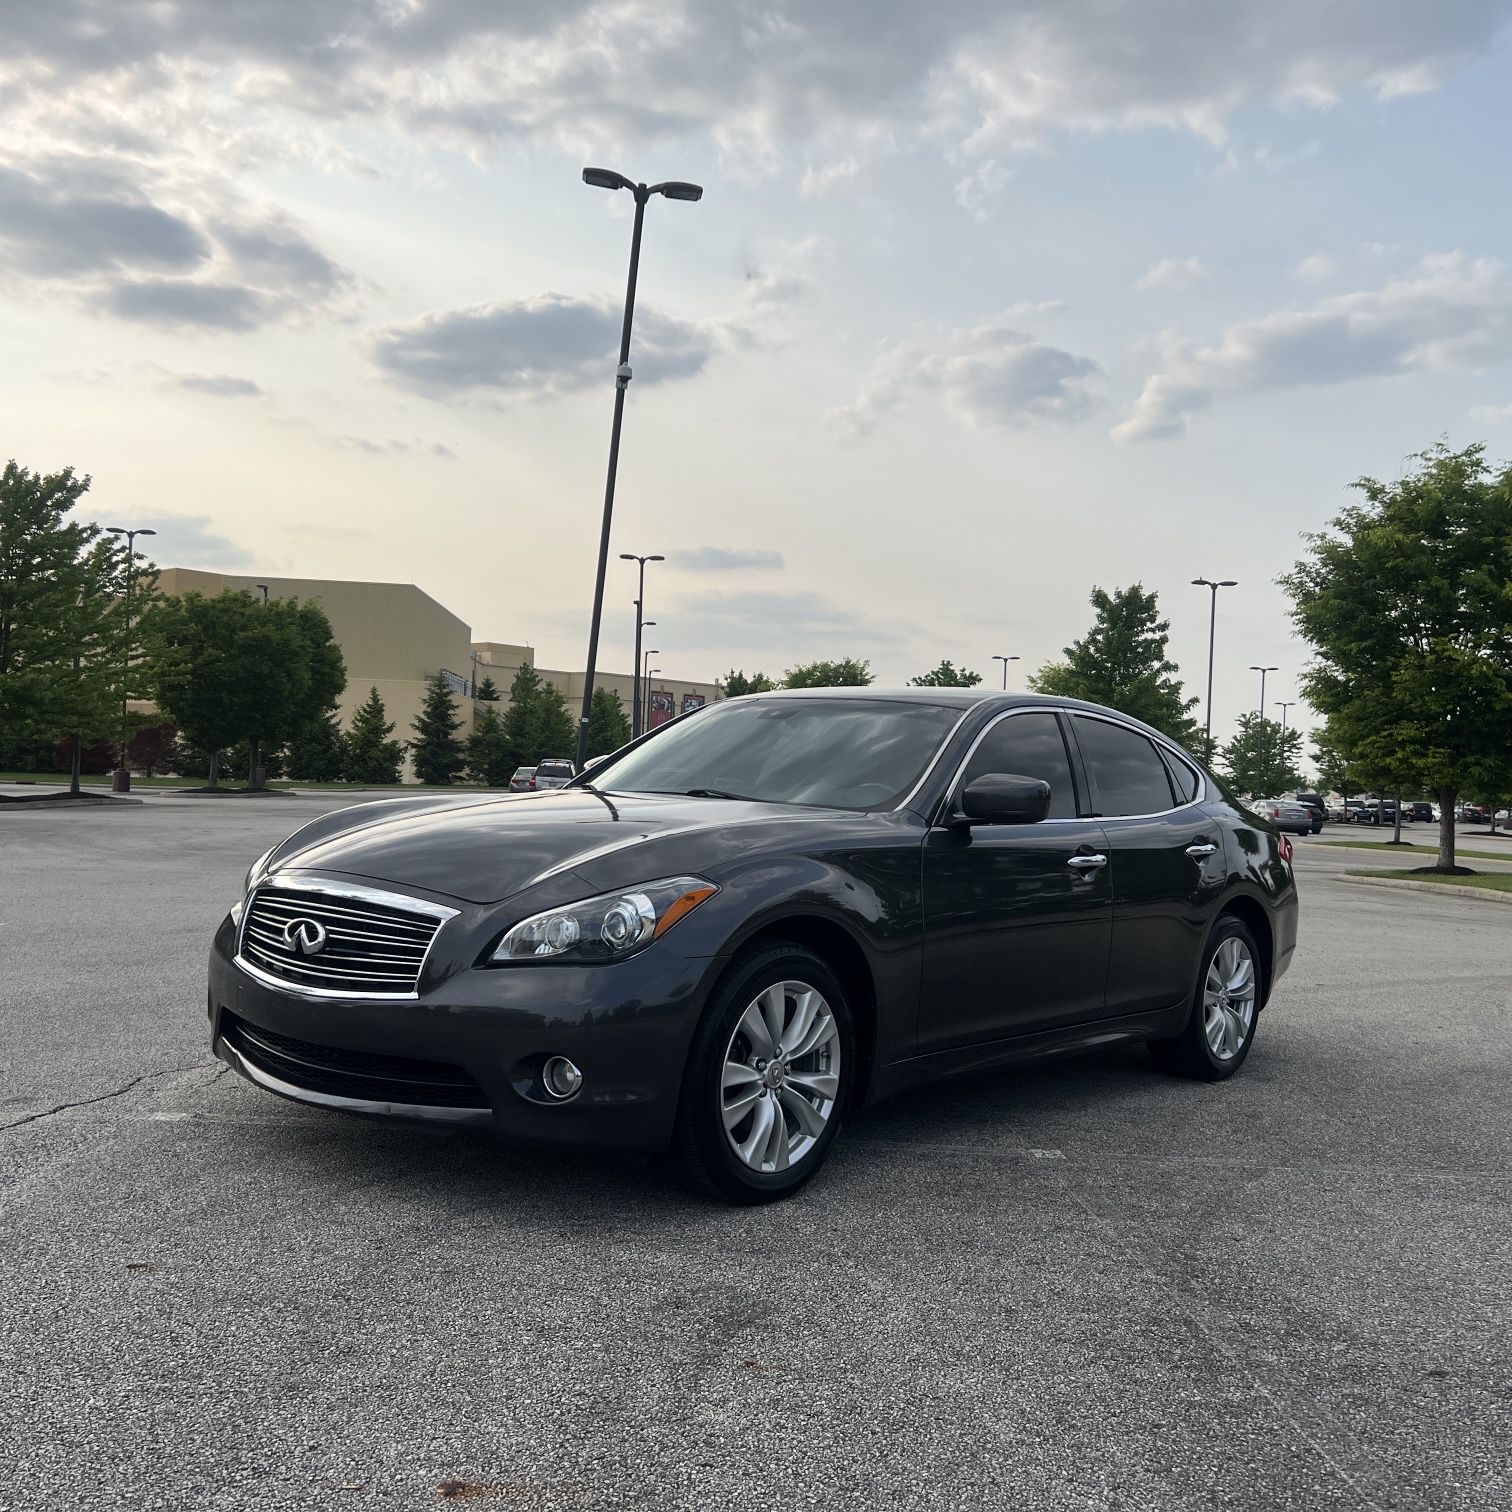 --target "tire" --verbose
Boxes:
[1148,915,1262,1082]
[666,942,855,1204]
